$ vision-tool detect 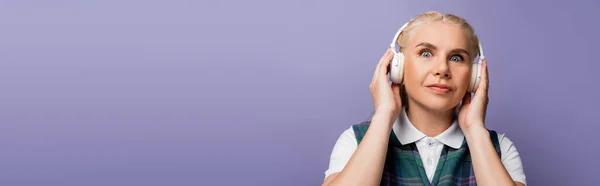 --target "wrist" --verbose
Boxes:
[372,110,396,127]
[374,106,399,117]
[463,123,488,140]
